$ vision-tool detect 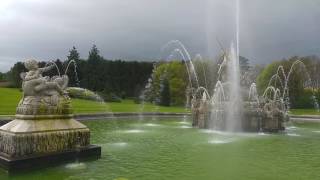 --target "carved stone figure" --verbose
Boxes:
[21,59,68,97]
[0,60,100,170]
[16,60,71,115]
